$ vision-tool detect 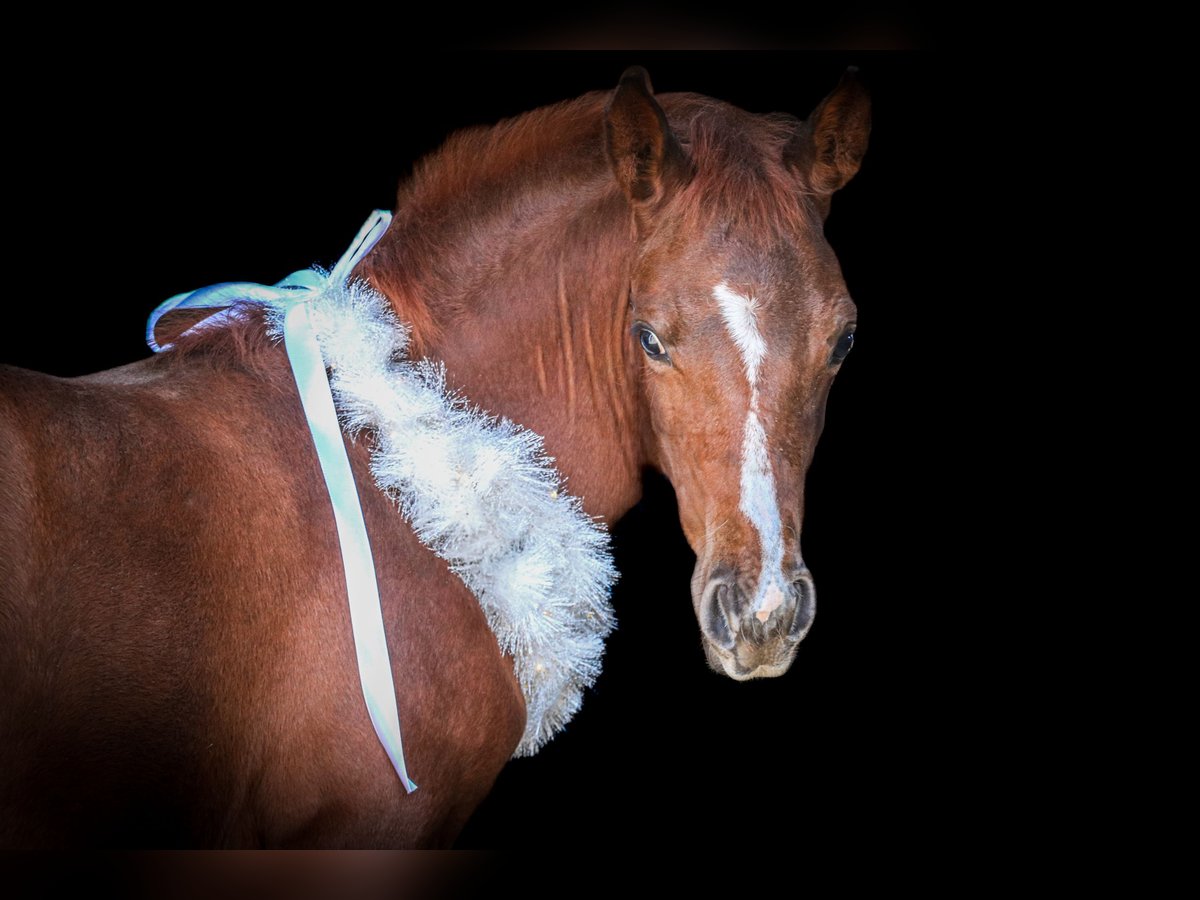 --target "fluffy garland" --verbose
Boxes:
[266,278,617,756]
